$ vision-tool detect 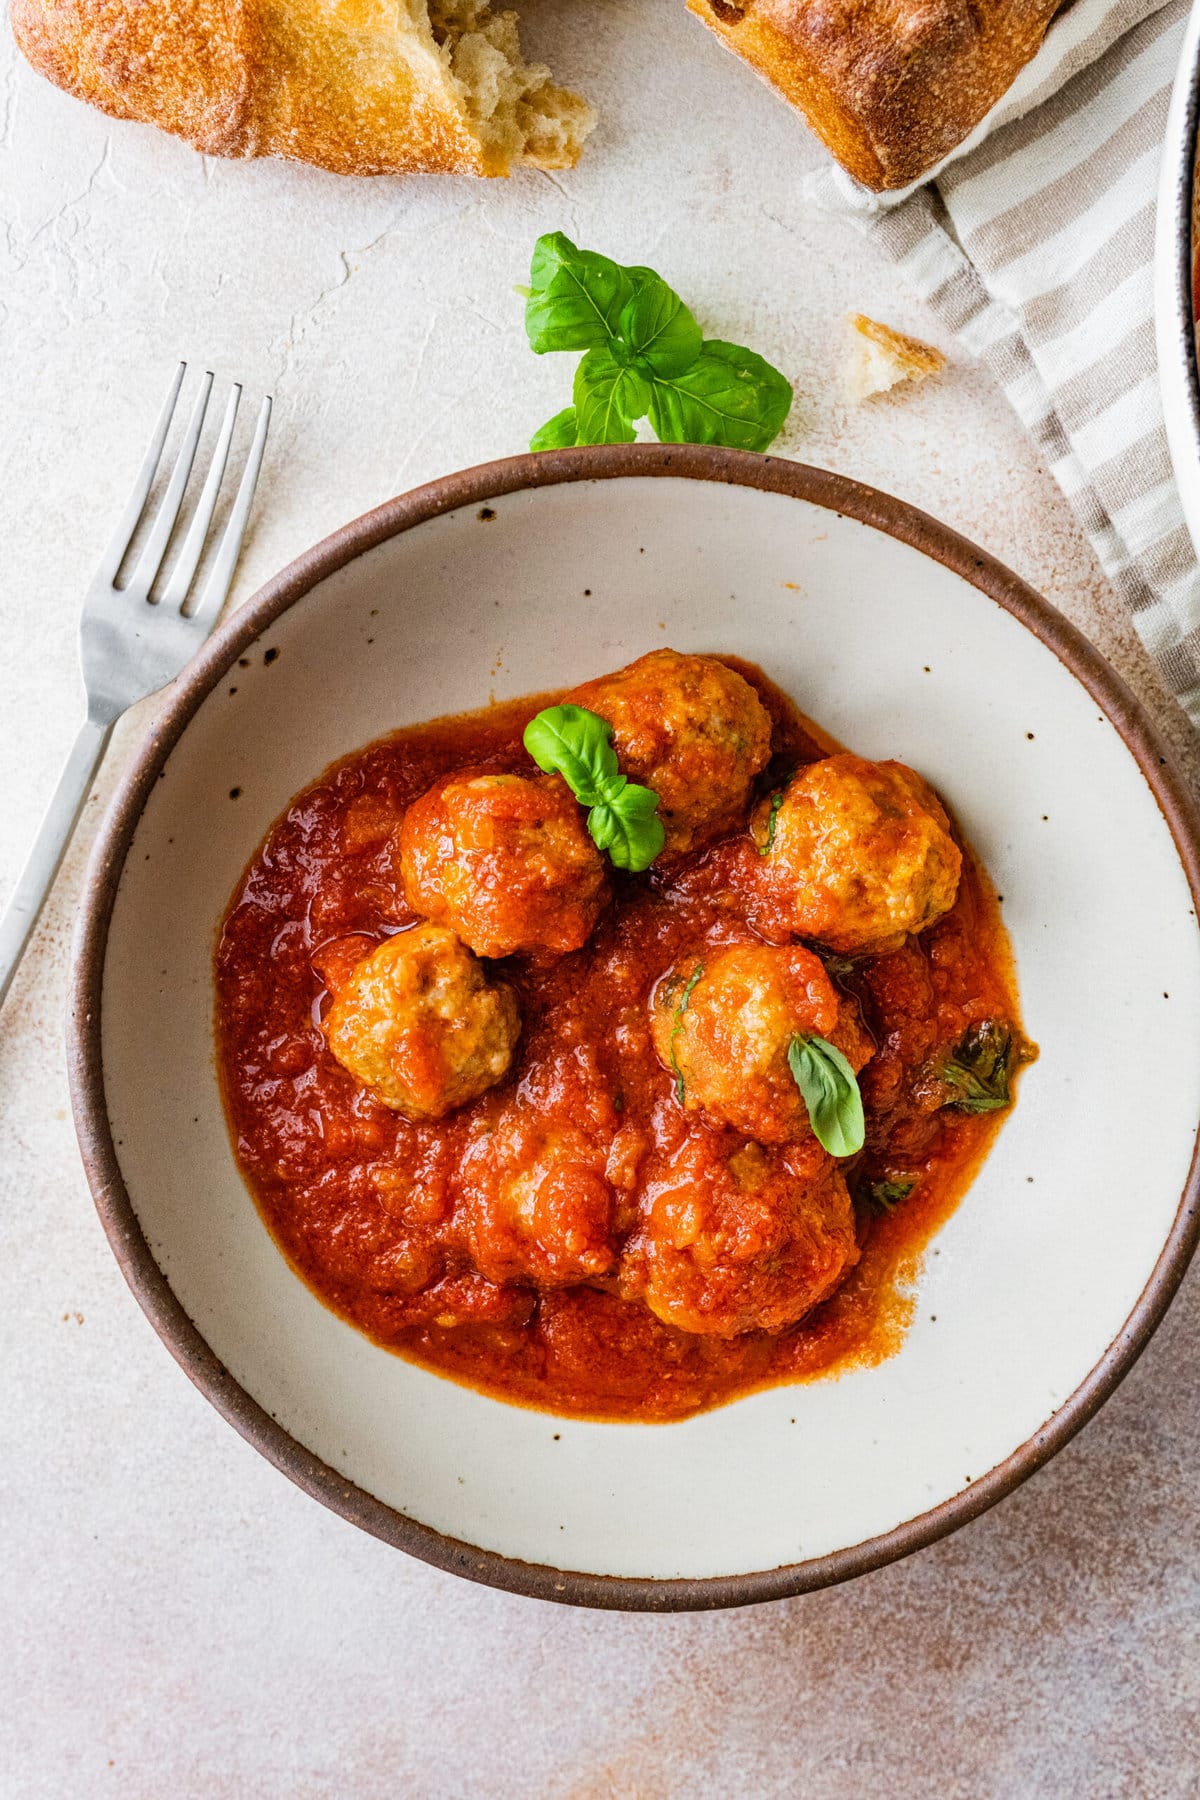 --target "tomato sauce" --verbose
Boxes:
[215,662,1028,1421]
